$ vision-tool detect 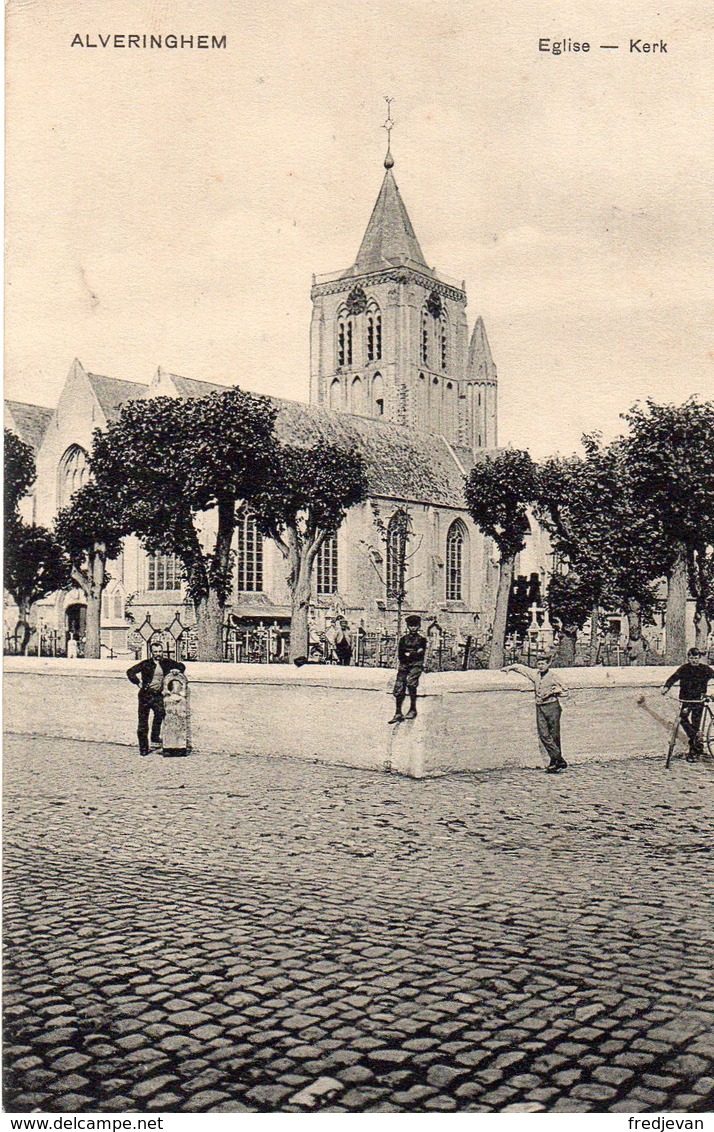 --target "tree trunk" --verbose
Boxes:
[285,529,325,663]
[194,589,225,662]
[488,552,514,669]
[83,548,106,659]
[627,597,642,642]
[85,590,102,659]
[590,603,599,662]
[290,572,311,661]
[557,626,578,666]
[665,540,688,664]
[191,498,235,662]
[694,608,711,652]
